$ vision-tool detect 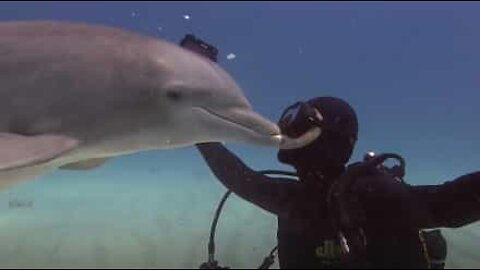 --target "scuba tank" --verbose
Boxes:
[327,151,447,269]
[420,229,447,269]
